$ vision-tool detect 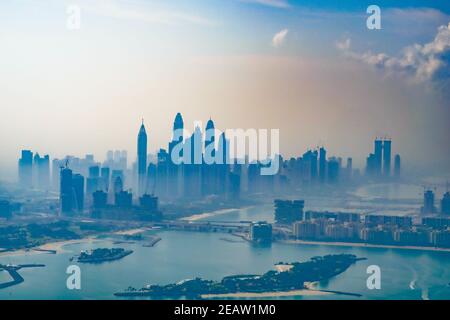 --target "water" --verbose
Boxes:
[0,183,449,300]
[1,229,449,300]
